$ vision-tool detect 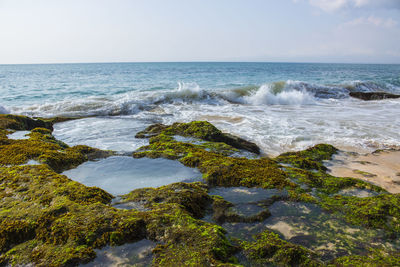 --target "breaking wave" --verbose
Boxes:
[0,105,9,114]
[8,80,399,117]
